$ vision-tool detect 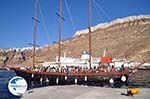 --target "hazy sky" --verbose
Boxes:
[0,0,150,48]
